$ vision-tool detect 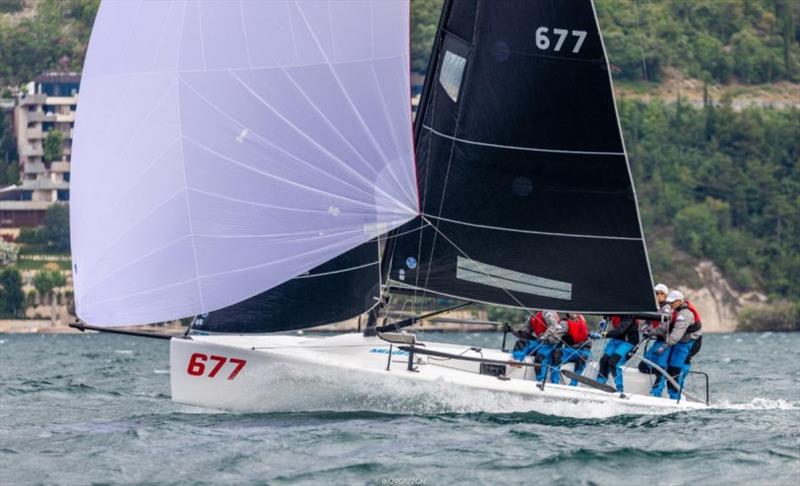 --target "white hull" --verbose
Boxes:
[170,333,707,417]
